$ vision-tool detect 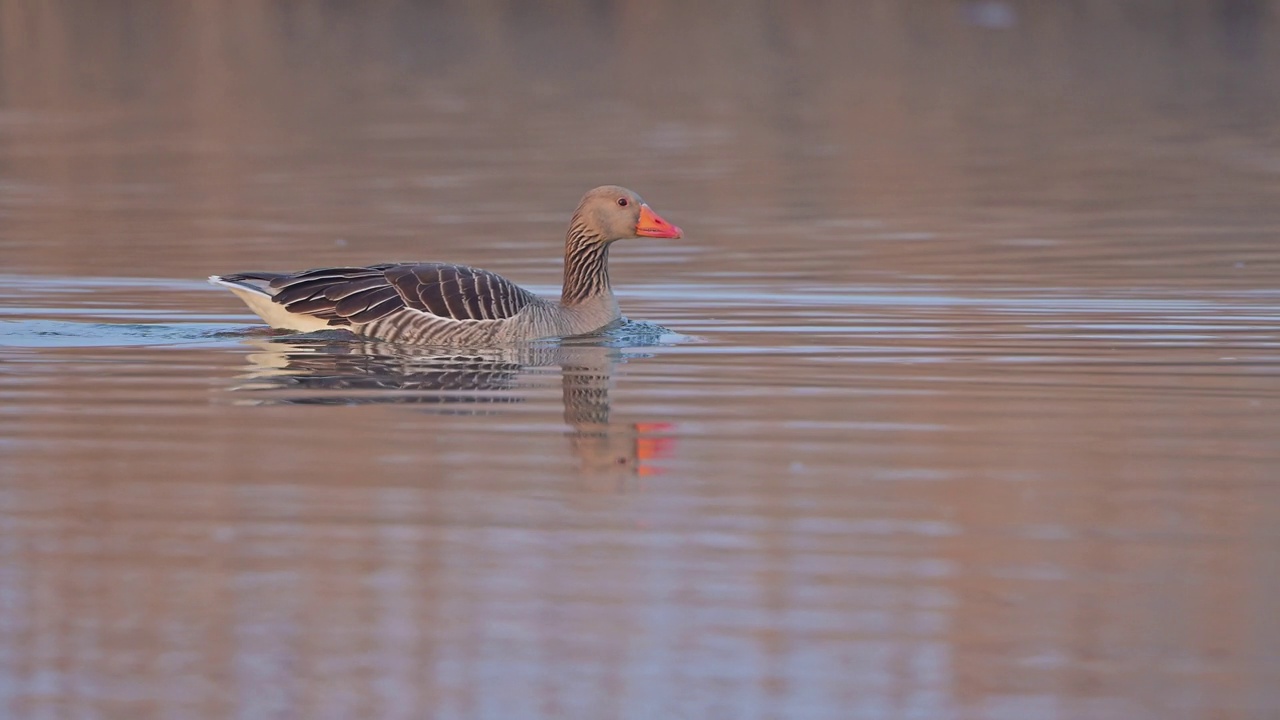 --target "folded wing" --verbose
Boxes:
[225,263,539,327]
